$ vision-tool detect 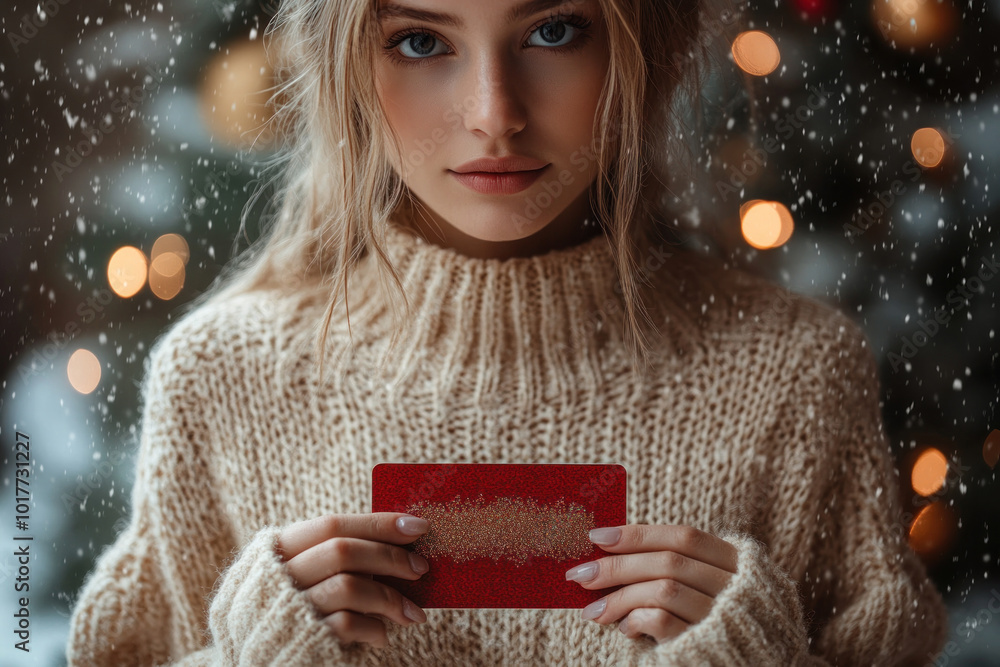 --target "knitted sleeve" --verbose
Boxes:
[64,326,360,666]
[637,313,950,666]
